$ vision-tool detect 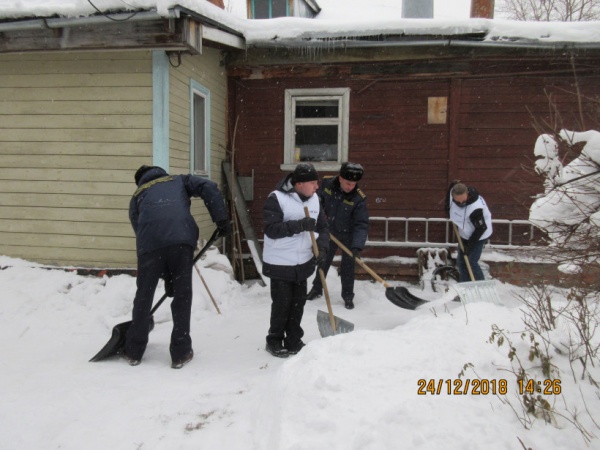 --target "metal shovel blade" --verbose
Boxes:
[89,316,154,362]
[316,310,354,337]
